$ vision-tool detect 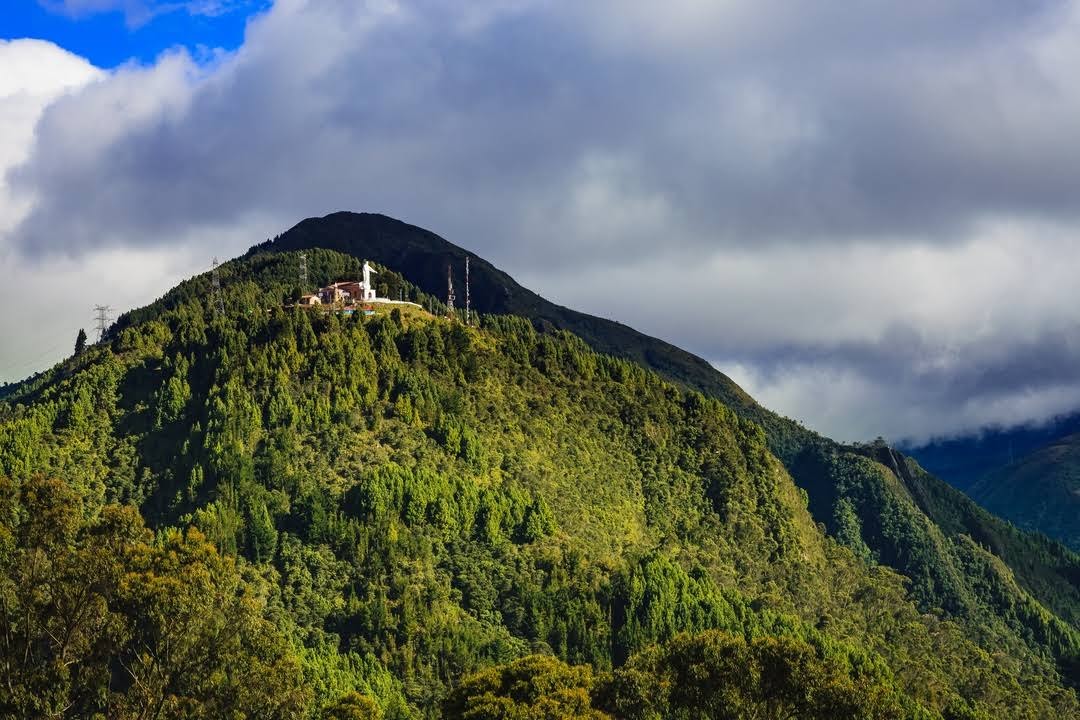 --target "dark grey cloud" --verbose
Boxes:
[12,0,1080,263]
[4,0,1080,441]
[744,322,1080,413]
[721,325,1080,444]
[525,229,1080,442]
